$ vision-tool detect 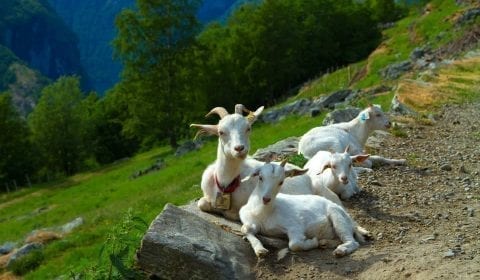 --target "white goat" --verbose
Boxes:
[275,162,343,206]
[191,104,264,220]
[191,105,341,221]
[239,161,370,257]
[298,105,406,168]
[304,148,369,200]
